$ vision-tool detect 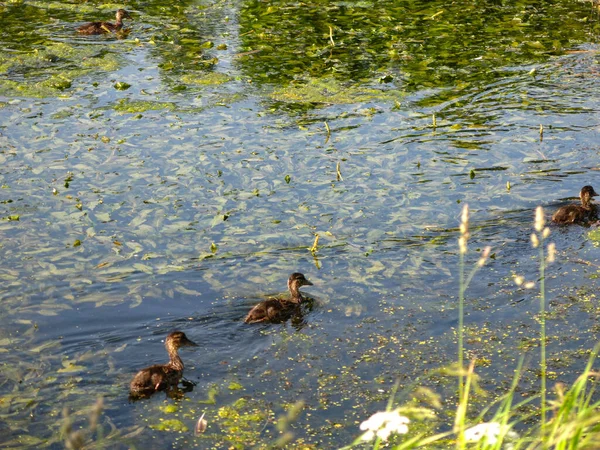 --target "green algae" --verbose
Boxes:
[112,98,177,113]
[0,77,72,98]
[149,419,188,432]
[180,72,232,86]
[588,229,600,245]
[0,42,125,97]
[159,404,179,414]
[215,398,272,449]
[270,77,402,105]
[26,1,126,13]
